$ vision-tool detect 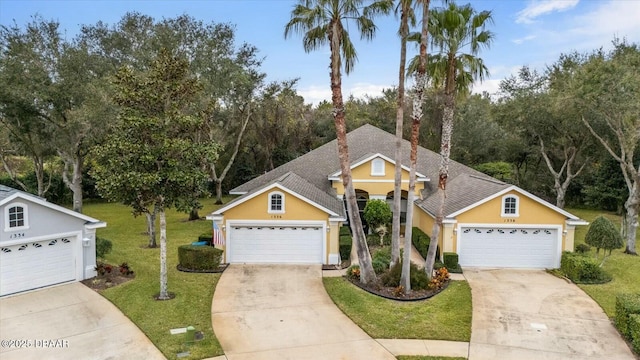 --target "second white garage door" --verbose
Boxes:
[228,224,324,264]
[458,226,560,268]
